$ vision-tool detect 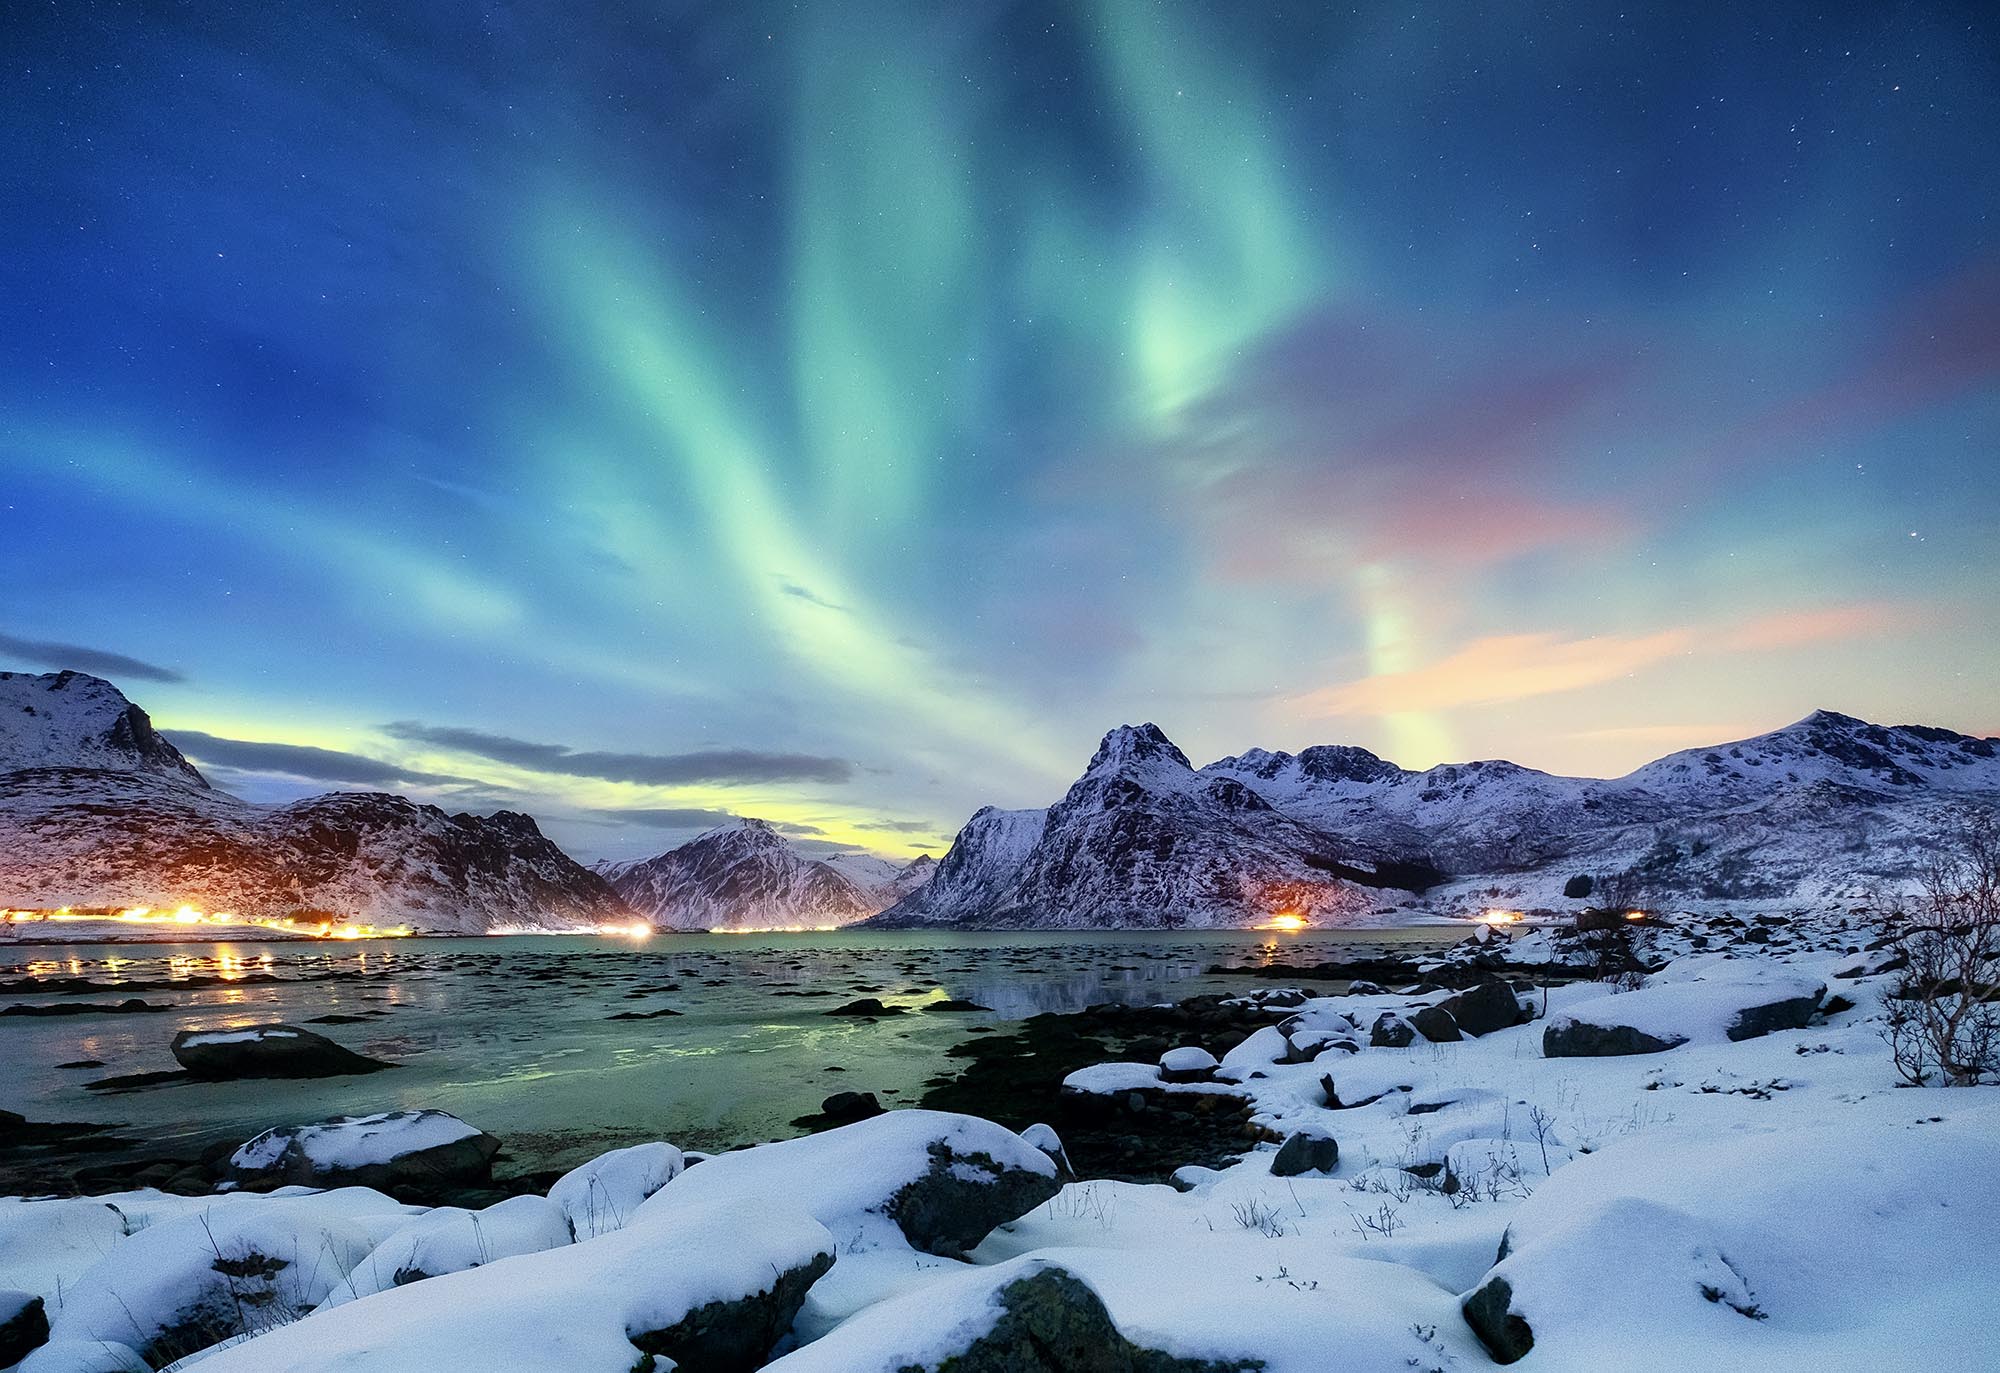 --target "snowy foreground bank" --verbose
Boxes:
[2,916,1995,1372]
